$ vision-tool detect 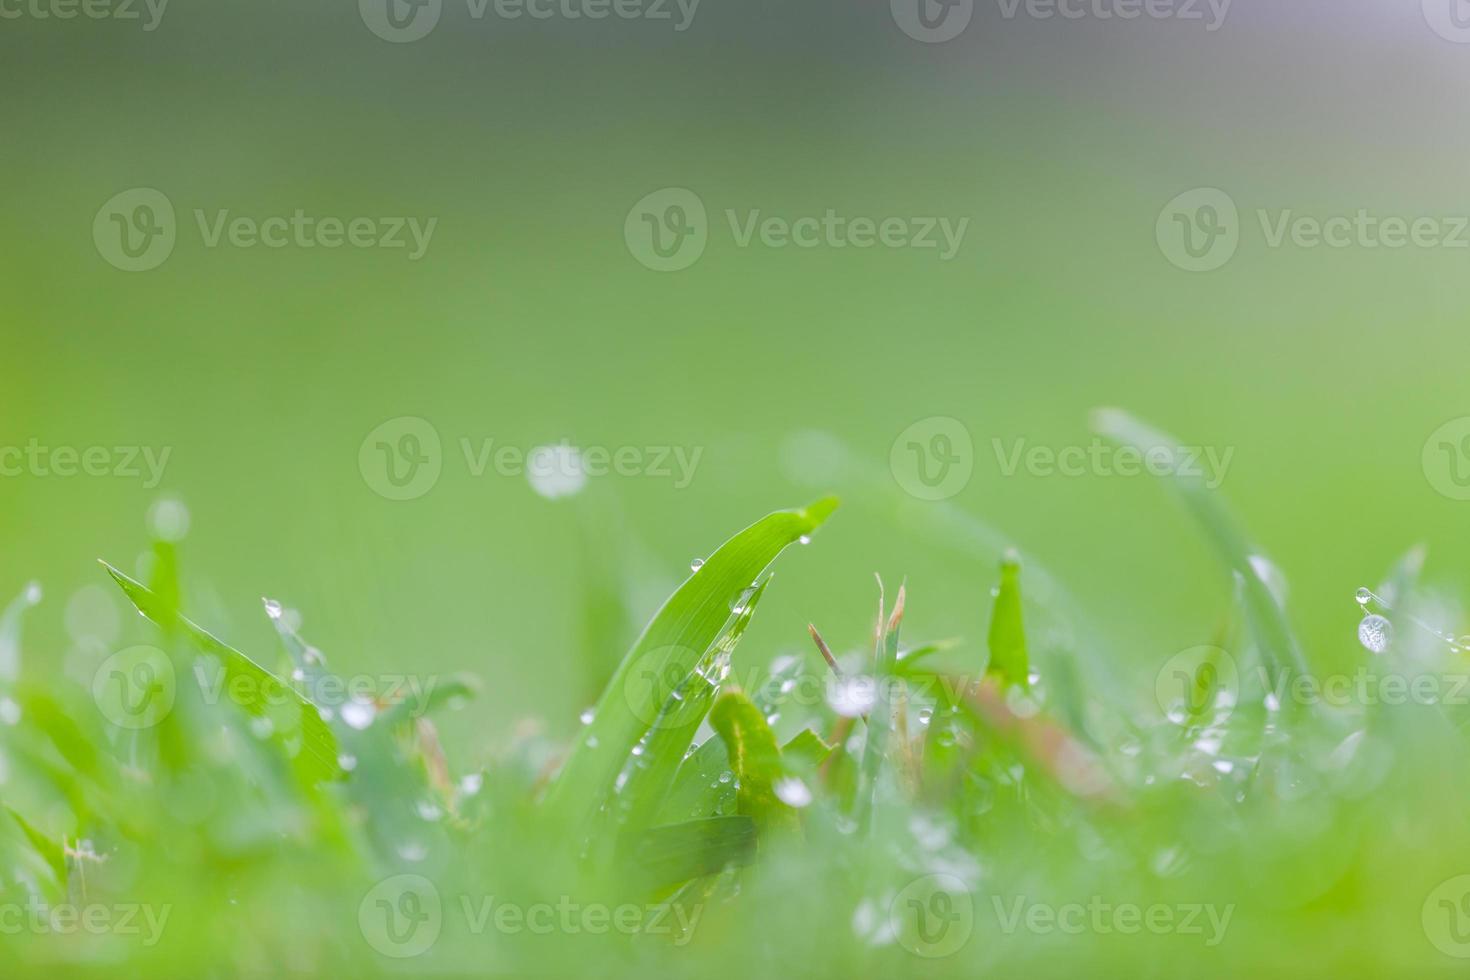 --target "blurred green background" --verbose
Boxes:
[3,0,1468,762]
